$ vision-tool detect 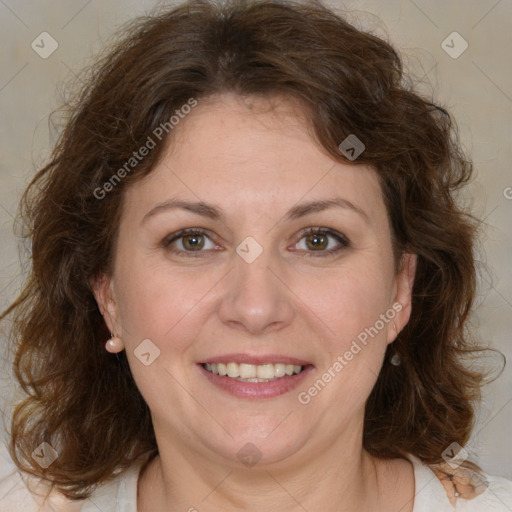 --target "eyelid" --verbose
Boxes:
[291,227,350,256]
[162,228,220,255]
[296,227,350,244]
[162,227,209,245]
